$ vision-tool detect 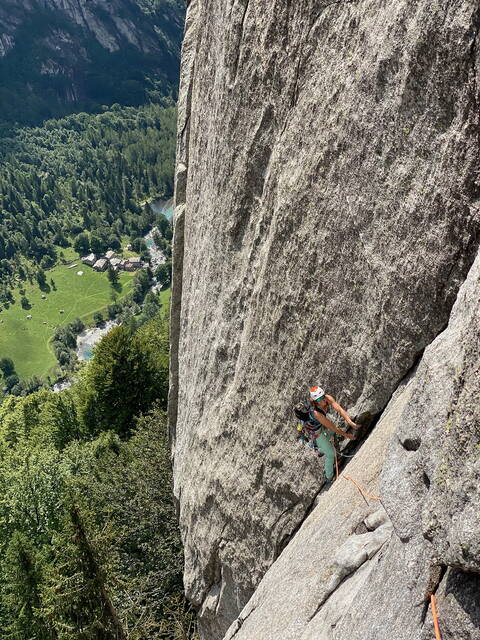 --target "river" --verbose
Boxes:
[75,319,119,362]
[150,197,174,221]
[74,214,169,362]
[52,320,119,392]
